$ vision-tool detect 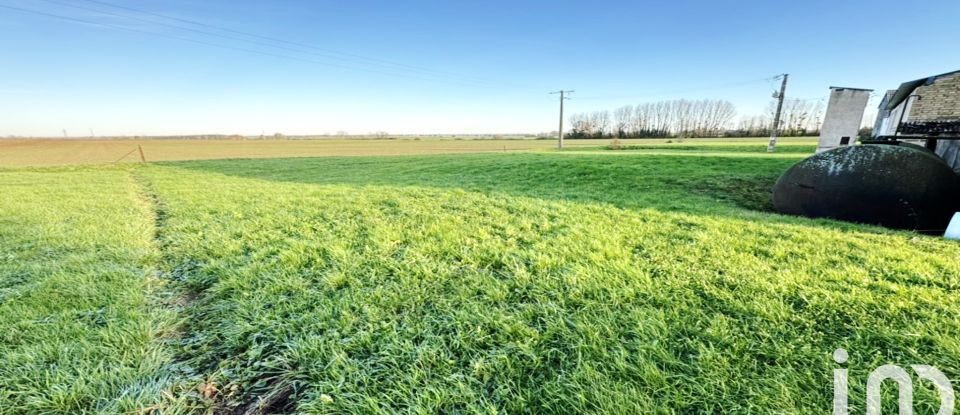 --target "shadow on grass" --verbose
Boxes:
[160,151,896,235]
